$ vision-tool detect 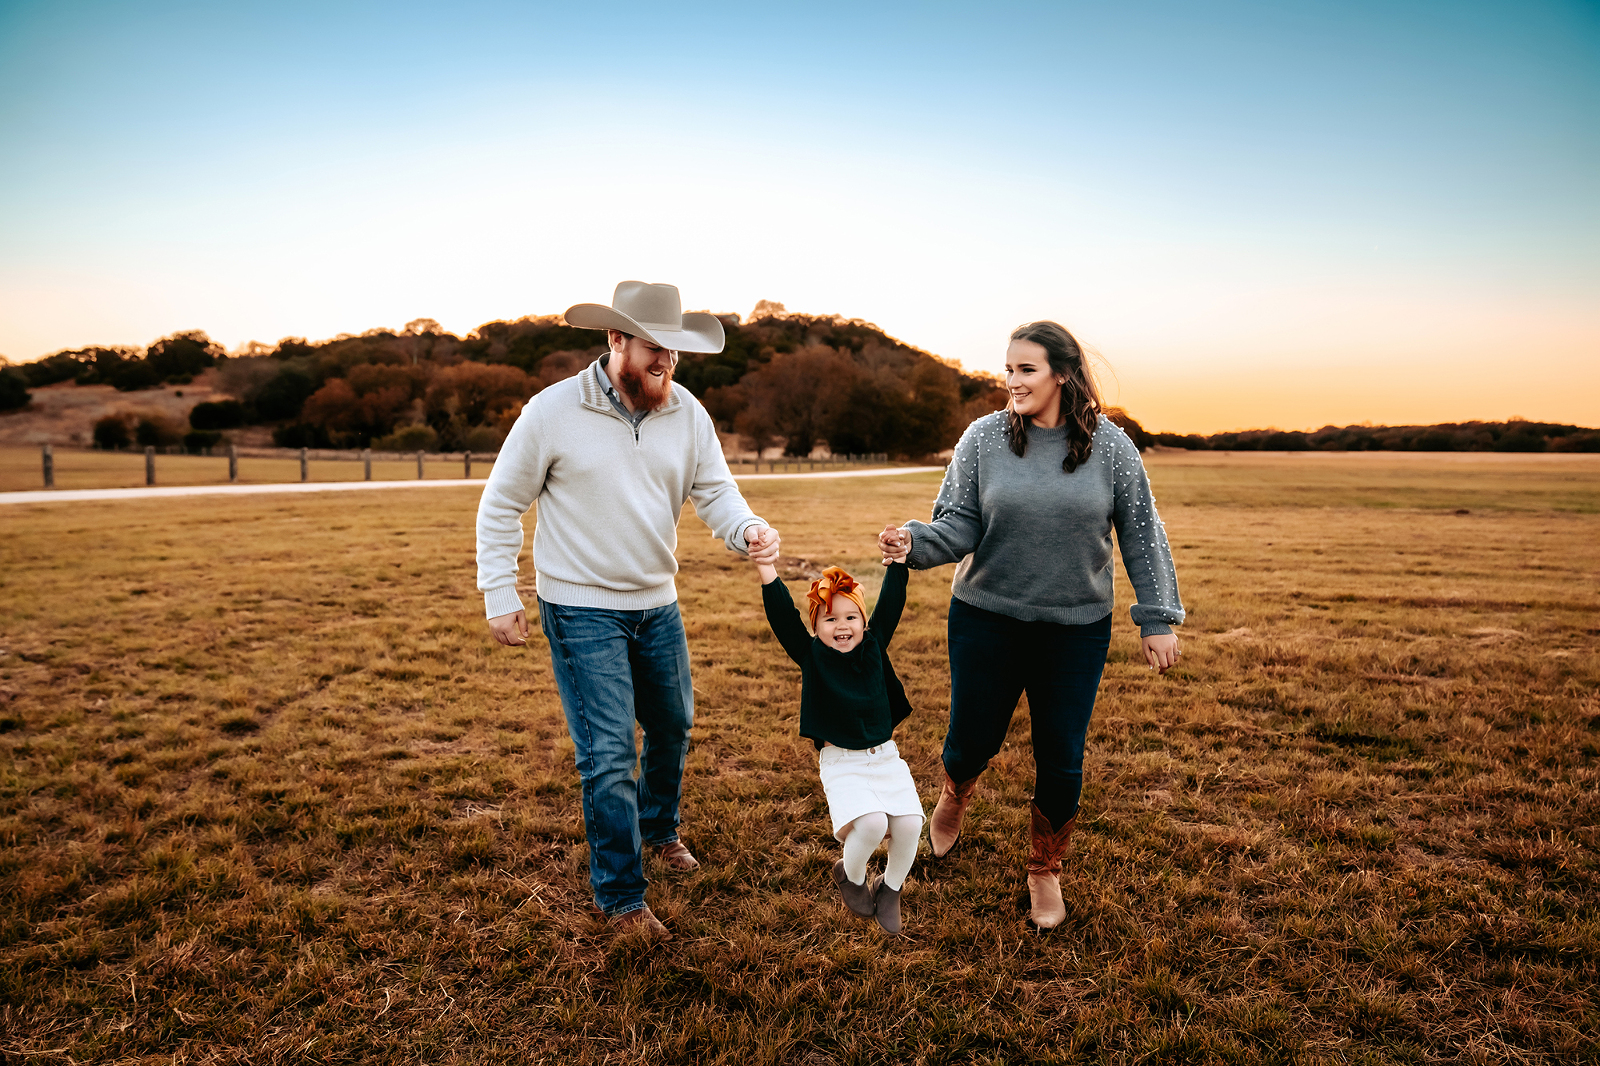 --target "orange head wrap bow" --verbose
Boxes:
[806,566,868,632]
